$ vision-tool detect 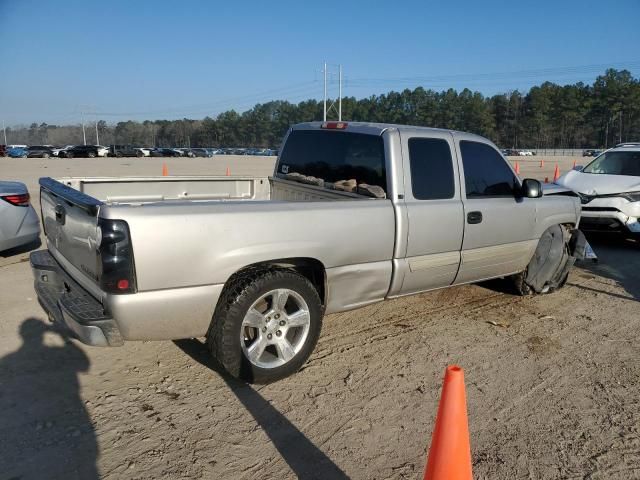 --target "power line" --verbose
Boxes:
[347,60,640,87]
